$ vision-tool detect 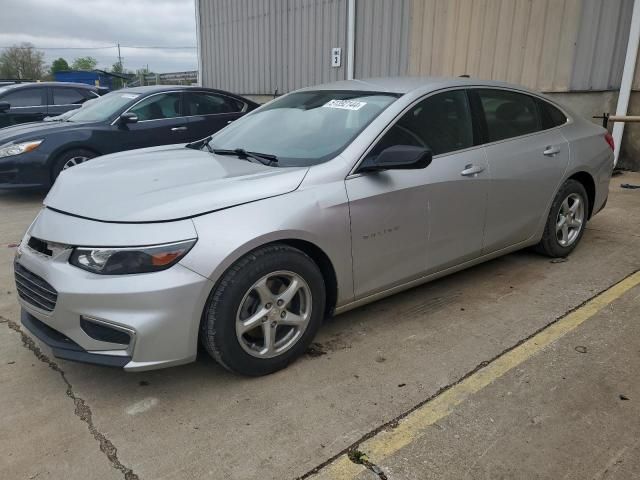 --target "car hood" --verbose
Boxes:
[0,120,95,144]
[44,144,309,223]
